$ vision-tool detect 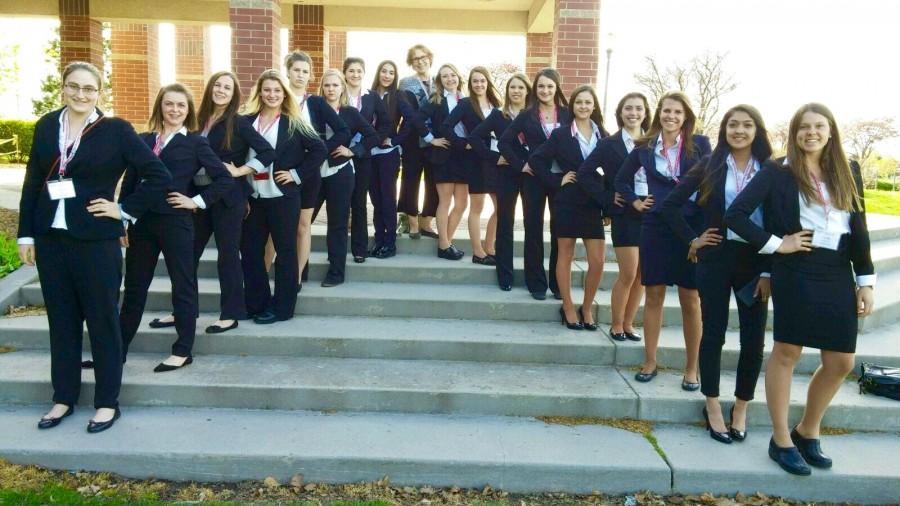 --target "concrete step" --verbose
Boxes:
[1,351,898,431]
[866,213,900,241]
[0,312,616,366]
